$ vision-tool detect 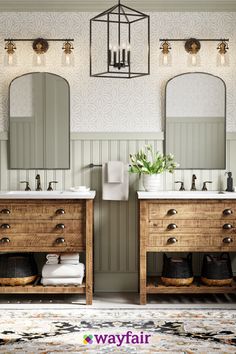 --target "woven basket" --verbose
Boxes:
[0,253,38,286]
[161,253,194,287]
[201,253,233,287]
